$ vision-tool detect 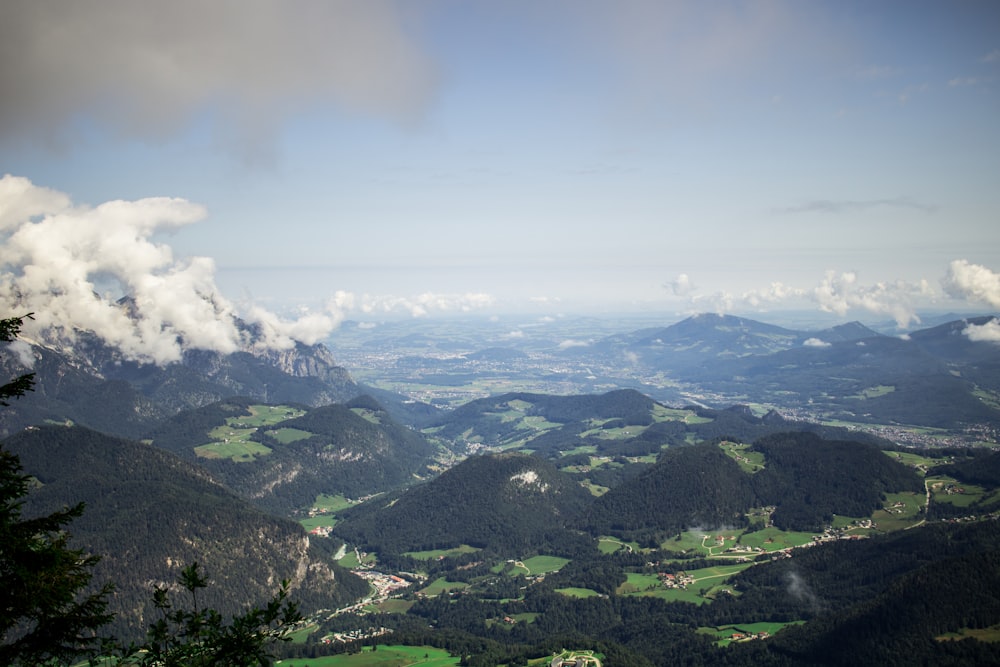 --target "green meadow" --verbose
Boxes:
[195,404,306,461]
[275,644,459,667]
